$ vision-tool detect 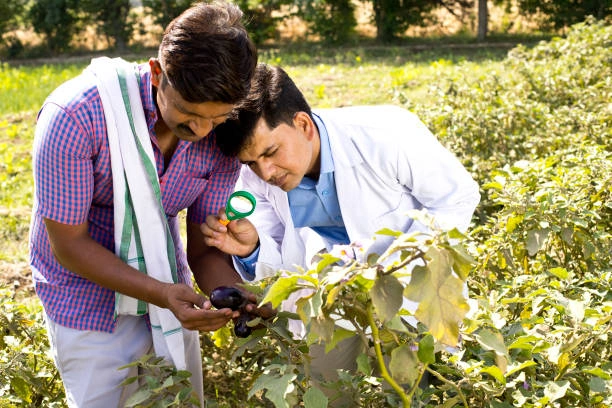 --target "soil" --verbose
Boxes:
[0,260,35,297]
